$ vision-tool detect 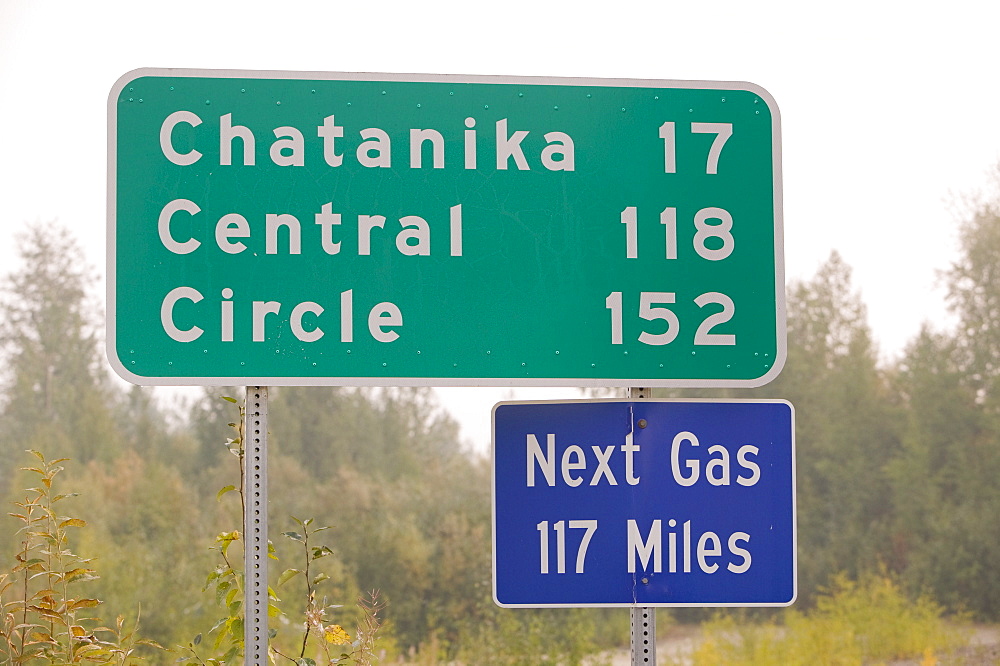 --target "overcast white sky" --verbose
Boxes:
[1,0,998,453]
